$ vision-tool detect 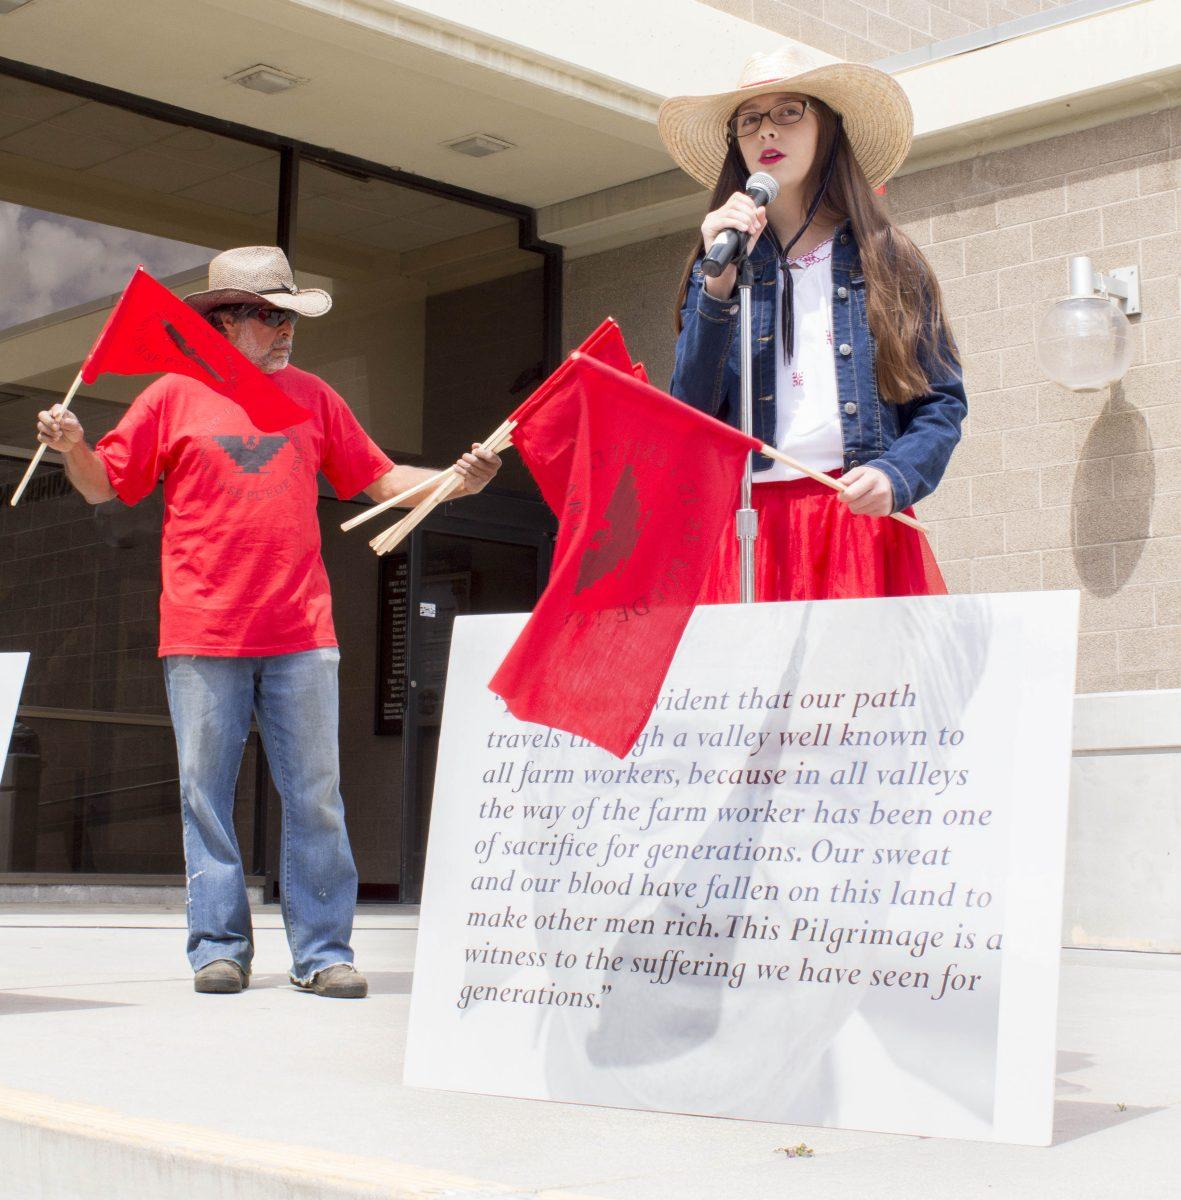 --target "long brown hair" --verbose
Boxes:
[674,99,958,404]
